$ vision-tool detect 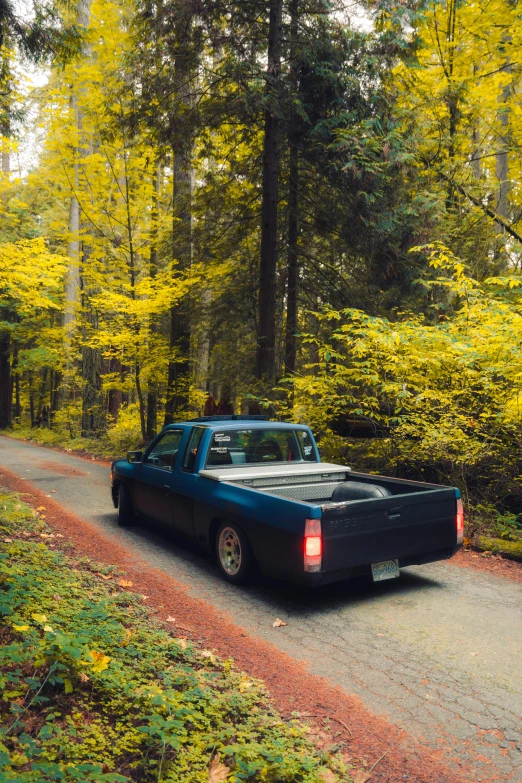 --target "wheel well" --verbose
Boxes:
[209,517,227,553]
[111,481,120,508]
